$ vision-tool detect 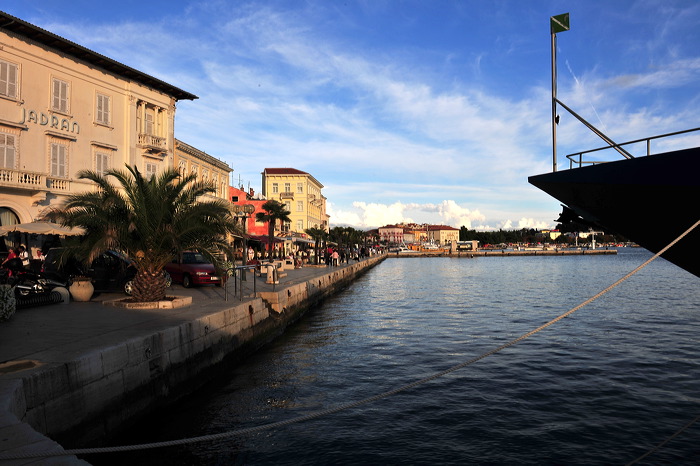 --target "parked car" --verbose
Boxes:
[165,251,221,288]
[42,248,170,295]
